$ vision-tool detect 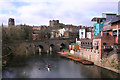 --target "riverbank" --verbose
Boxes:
[58,52,94,65]
[58,51,120,74]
